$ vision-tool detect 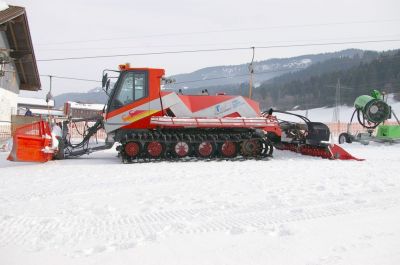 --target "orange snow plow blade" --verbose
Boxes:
[328,144,364,161]
[279,143,364,161]
[7,121,54,163]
